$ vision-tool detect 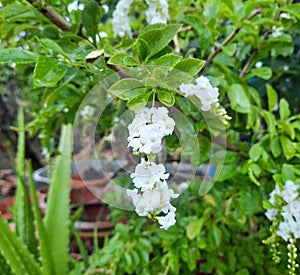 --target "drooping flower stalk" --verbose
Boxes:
[127,106,178,230]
